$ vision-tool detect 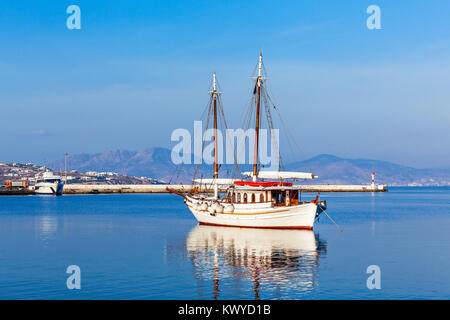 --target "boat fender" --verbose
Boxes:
[224,204,234,213]
[208,206,216,214]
